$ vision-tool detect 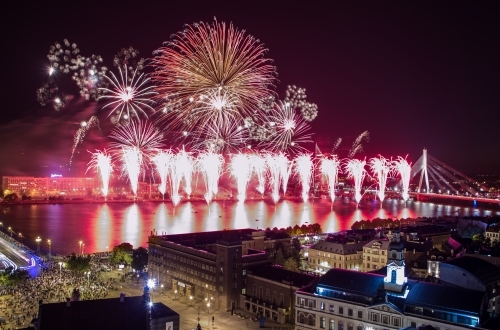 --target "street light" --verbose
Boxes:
[207,302,211,315]
[35,236,41,253]
[82,243,85,255]
[47,239,51,257]
[174,290,178,300]
[79,241,83,255]
[190,295,193,306]
[8,227,13,237]
[161,284,164,295]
